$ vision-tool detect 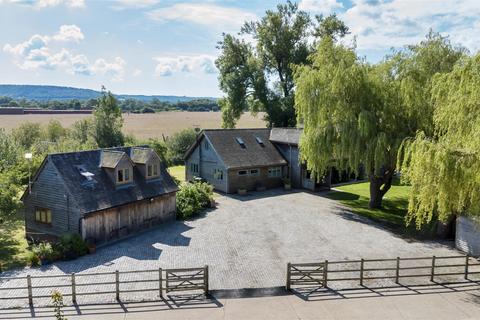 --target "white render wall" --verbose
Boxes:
[456,215,480,256]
